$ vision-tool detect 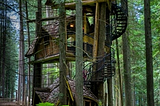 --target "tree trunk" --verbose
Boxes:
[25,1,31,105]
[32,63,42,105]
[116,39,123,106]
[0,11,1,96]
[144,0,154,106]
[2,1,6,97]
[106,2,113,106]
[18,0,25,104]
[32,0,42,104]
[75,0,83,106]
[97,3,107,105]
[122,32,133,106]
[59,0,67,105]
